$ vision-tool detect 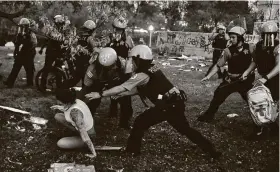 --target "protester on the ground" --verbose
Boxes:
[198,26,255,122]
[51,88,96,157]
[85,45,221,158]
[206,25,228,78]
[4,18,37,88]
